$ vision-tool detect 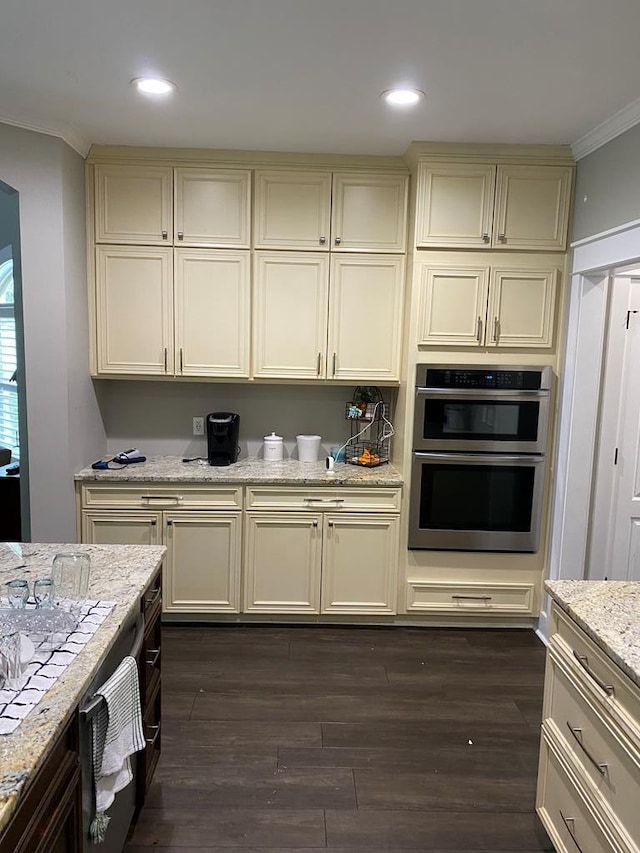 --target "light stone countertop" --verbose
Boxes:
[75,455,404,486]
[545,580,640,688]
[0,542,166,836]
